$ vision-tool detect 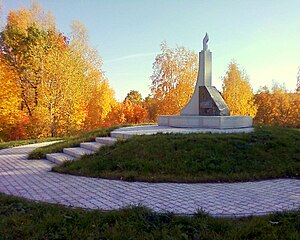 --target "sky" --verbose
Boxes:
[2,0,300,100]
